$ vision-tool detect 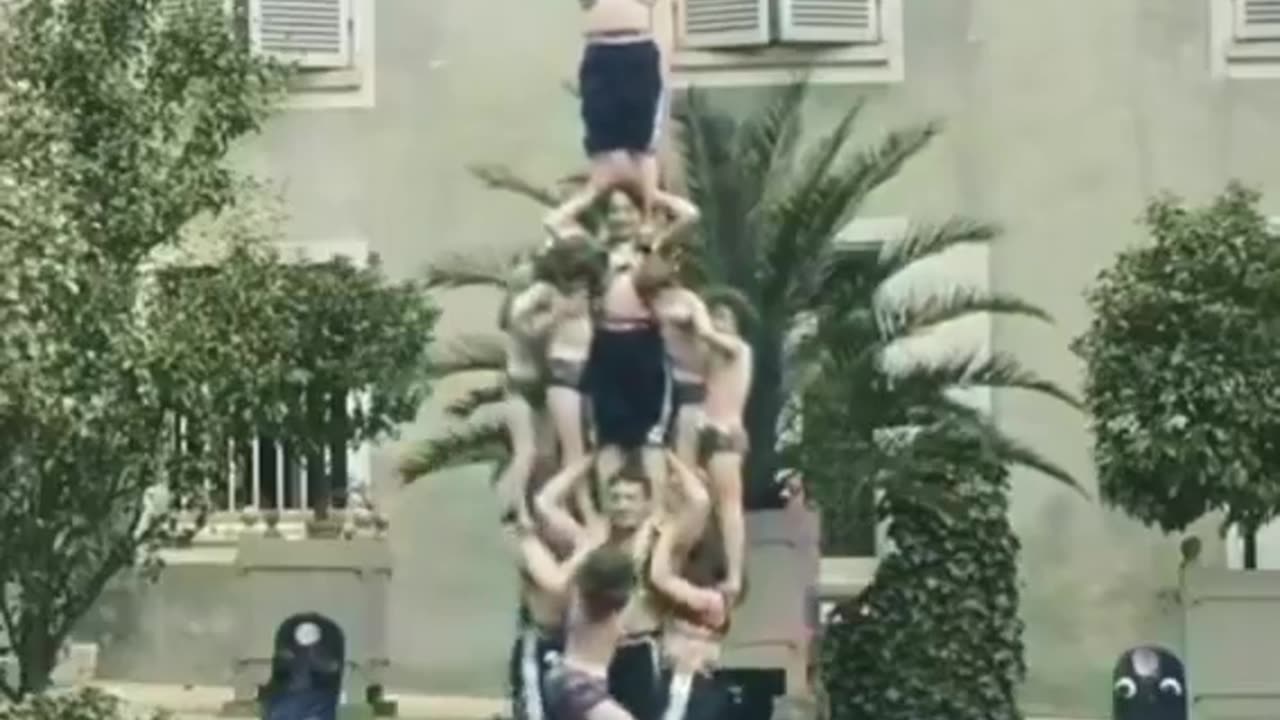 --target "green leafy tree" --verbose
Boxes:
[1072,183,1280,568]
[0,0,283,697]
[821,428,1025,720]
[0,0,427,699]
[150,238,438,519]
